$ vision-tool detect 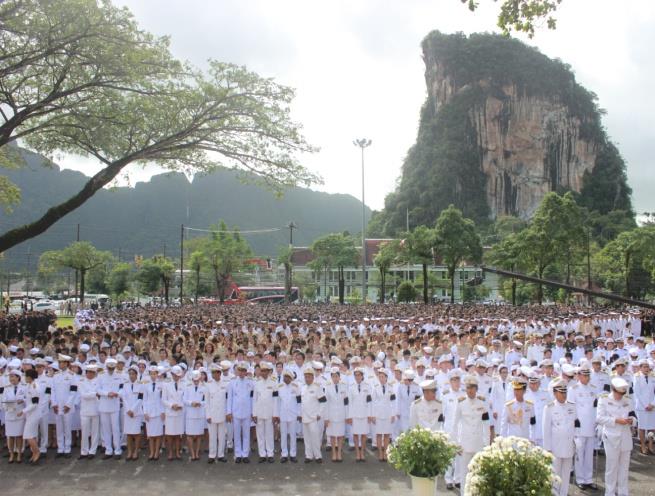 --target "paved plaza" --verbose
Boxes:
[1,444,654,496]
